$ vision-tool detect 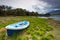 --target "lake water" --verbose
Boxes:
[49,16,60,21]
[39,15,60,21]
